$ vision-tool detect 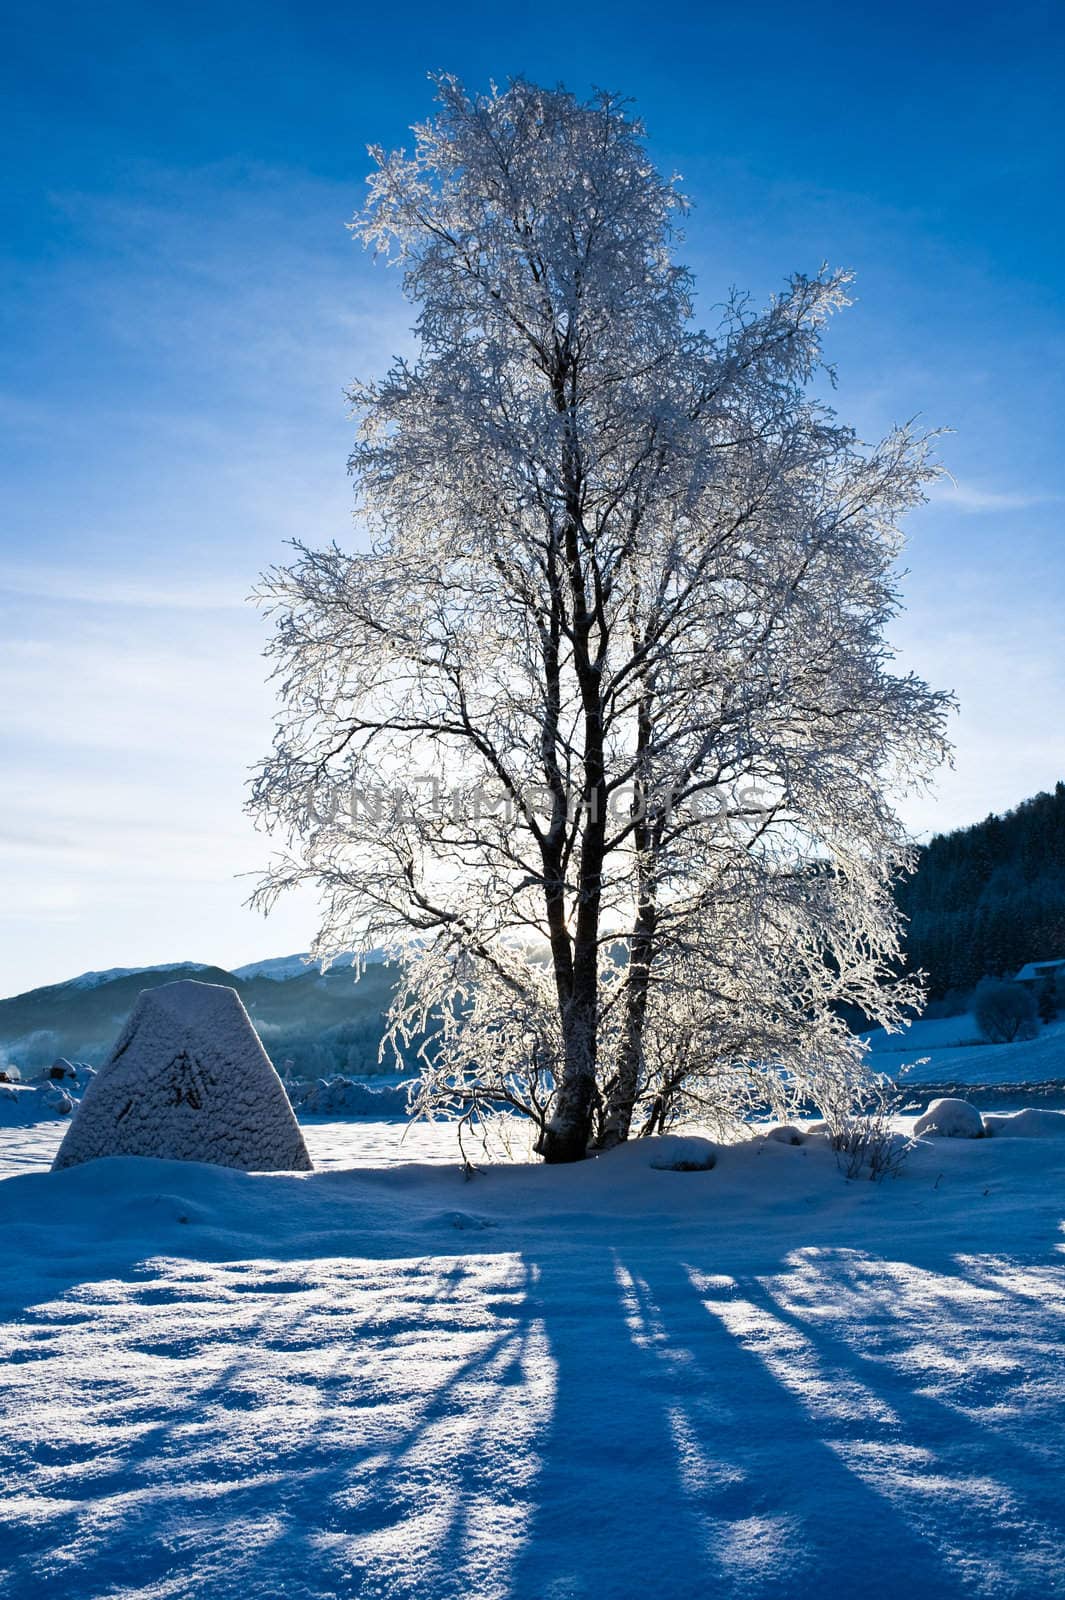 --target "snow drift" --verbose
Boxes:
[52,980,312,1173]
[982,1107,1065,1138]
[913,1097,985,1139]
